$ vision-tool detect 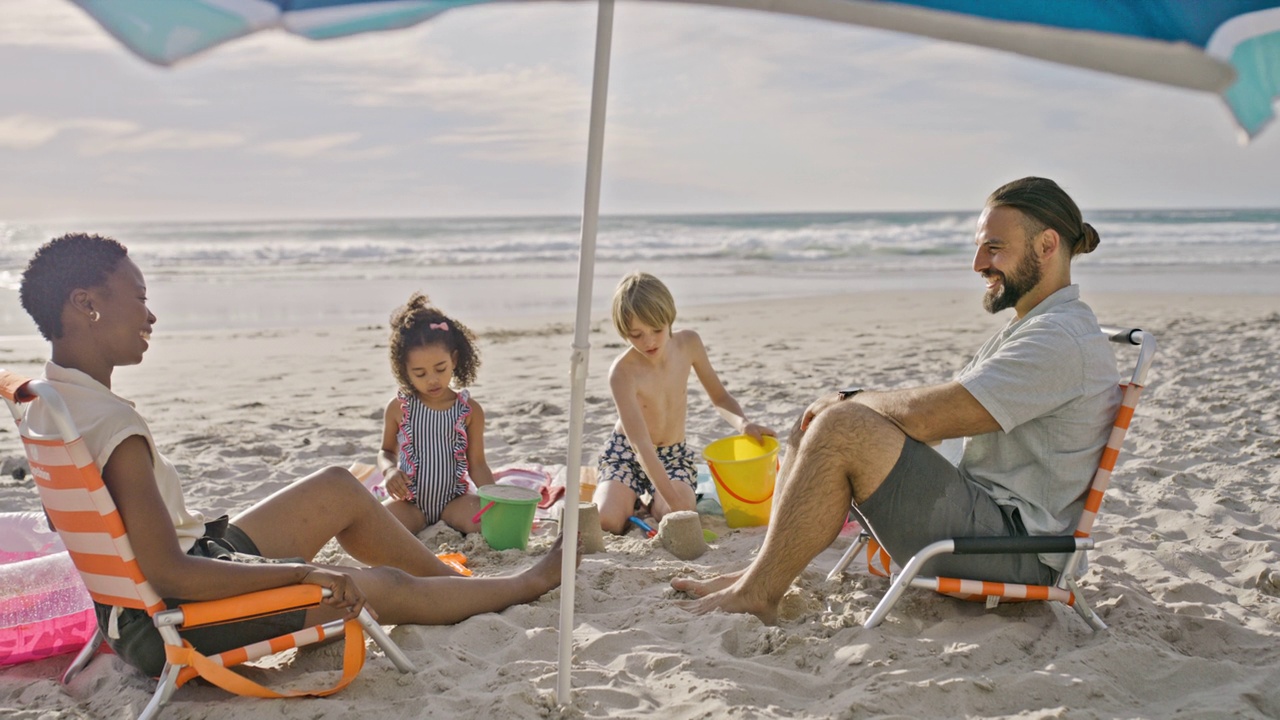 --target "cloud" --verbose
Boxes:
[83,128,246,155]
[0,115,62,148]
[256,132,361,158]
[0,114,246,155]
[0,0,118,52]
[0,115,136,148]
